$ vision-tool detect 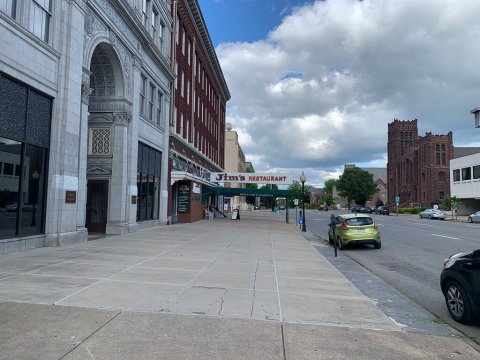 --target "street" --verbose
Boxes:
[299,208,480,345]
